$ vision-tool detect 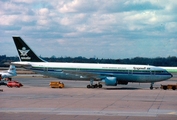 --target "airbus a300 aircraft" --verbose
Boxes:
[11,37,172,89]
[0,65,17,80]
